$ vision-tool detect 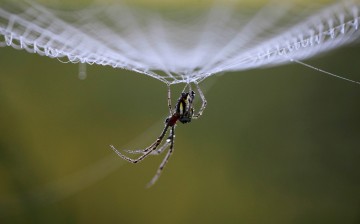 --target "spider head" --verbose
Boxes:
[177,91,195,124]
